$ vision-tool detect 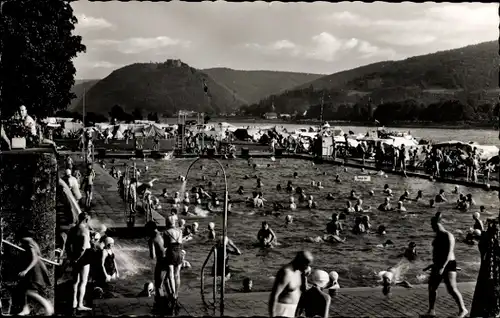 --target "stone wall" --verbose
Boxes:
[0,149,58,313]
